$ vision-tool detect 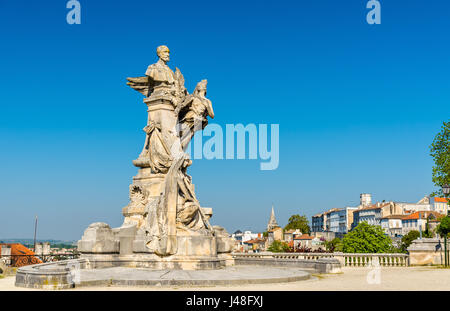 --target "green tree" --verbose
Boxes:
[430,121,450,198]
[437,216,450,266]
[437,216,450,238]
[267,240,290,253]
[423,219,434,238]
[400,230,420,252]
[342,222,393,253]
[324,238,343,252]
[284,214,311,234]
